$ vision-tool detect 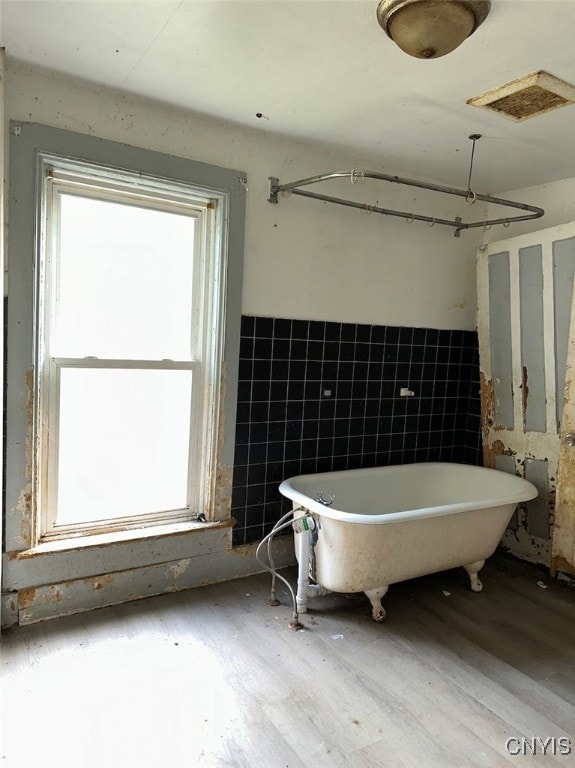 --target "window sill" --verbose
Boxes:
[12,519,233,558]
